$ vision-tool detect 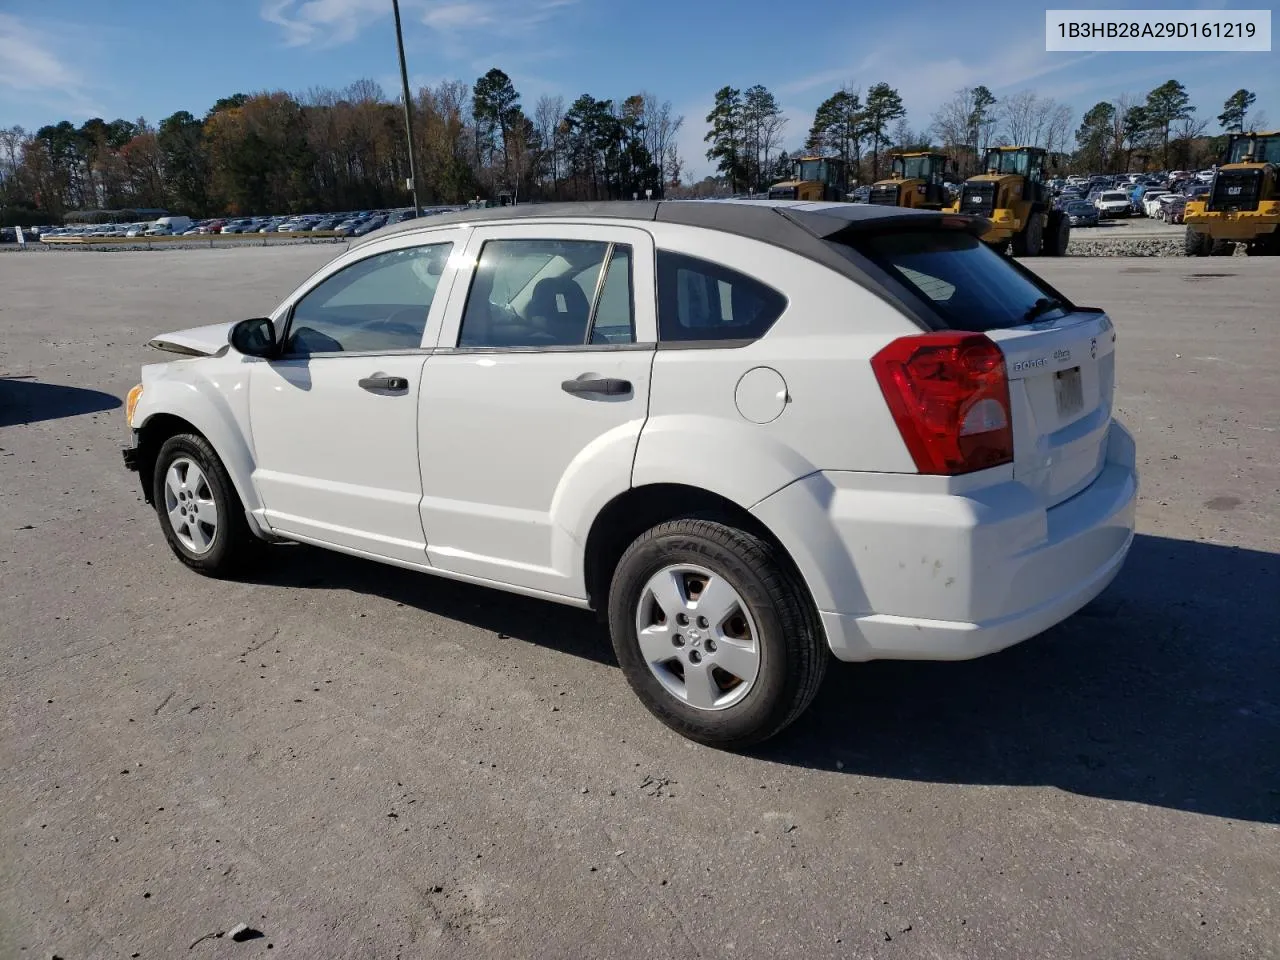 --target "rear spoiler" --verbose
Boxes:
[780,207,992,239]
